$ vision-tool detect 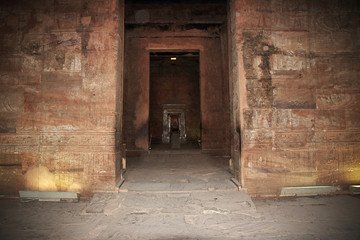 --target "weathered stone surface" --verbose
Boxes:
[237,0,360,194]
[316,90,360,110]
[274,87,316,109]
[243,109,272,130]
[290,109,315,130]
[0,0,122,197]
[315,110,346,130]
